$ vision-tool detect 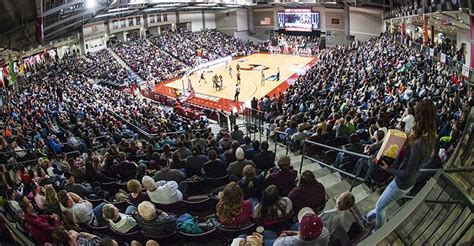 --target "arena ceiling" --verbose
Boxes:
[0,0,38,51]
[0,0,424,51]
